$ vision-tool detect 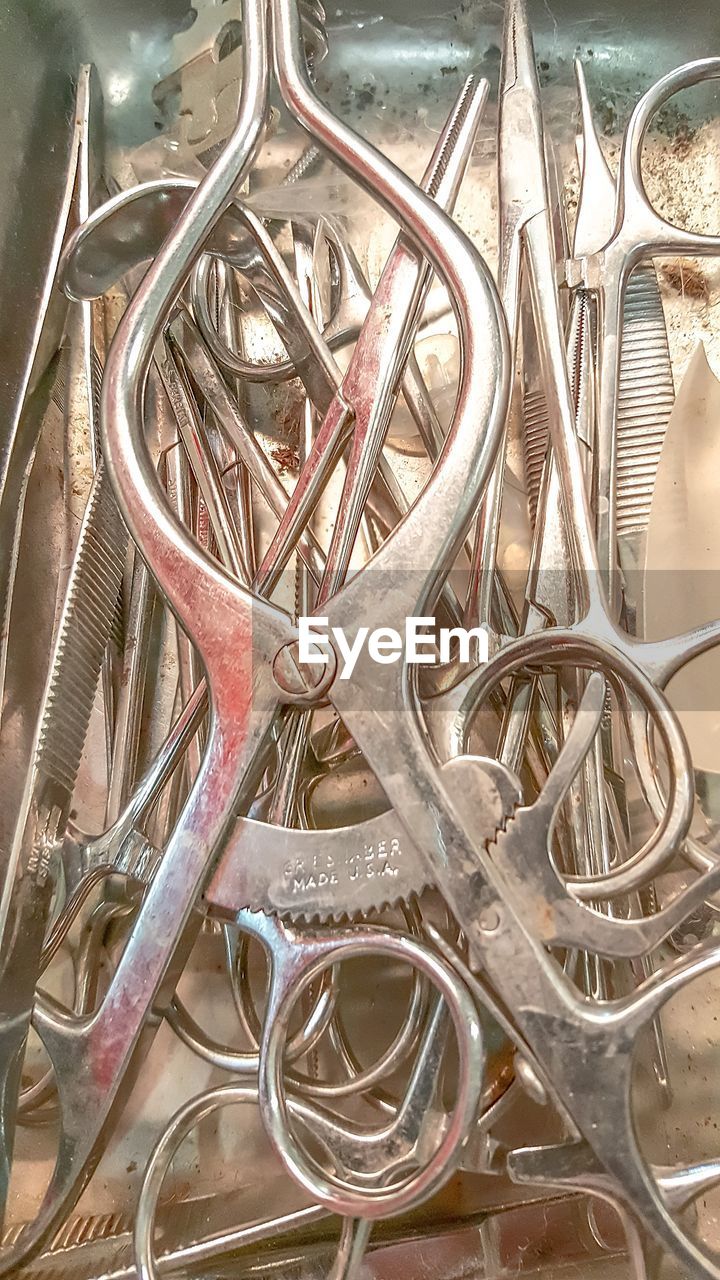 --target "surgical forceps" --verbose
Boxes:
[0,66,102,720]
[0,385,127,1218]
[573,59,675,629]
[462,0,720,904]
[9,5,720,1275]
[0,68,115,1210]
[0,0,270,1264]
[561,59,678,1083]
[53,73,496,909]
[564,54,720,590]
